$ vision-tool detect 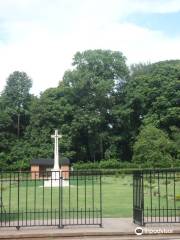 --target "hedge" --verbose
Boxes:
[73,159,180,171]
